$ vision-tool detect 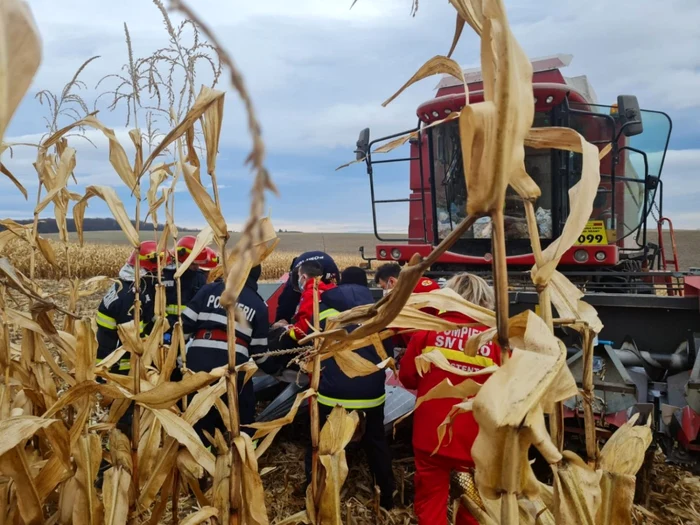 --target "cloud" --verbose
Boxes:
[1,0,699,235]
